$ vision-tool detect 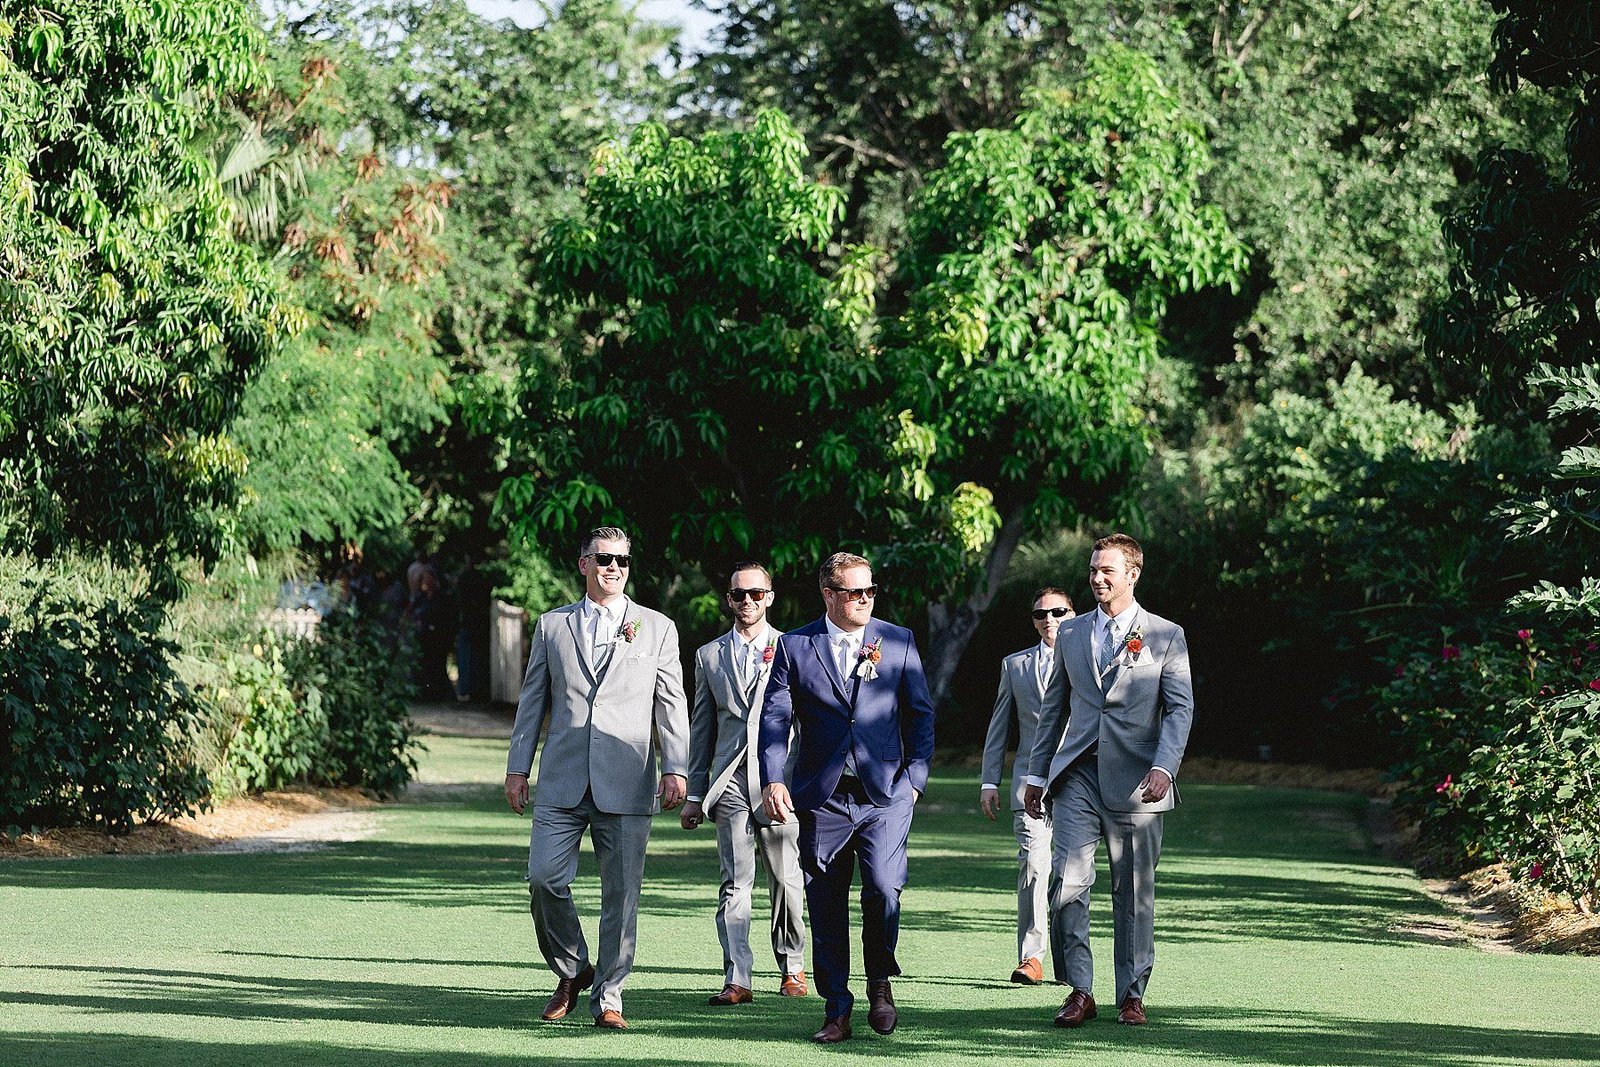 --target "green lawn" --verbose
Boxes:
[3,733,1598,1066]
